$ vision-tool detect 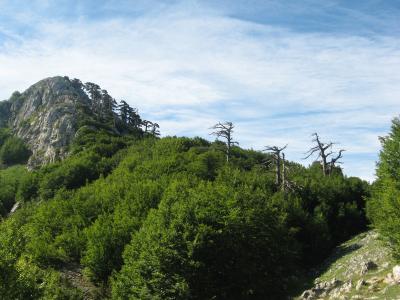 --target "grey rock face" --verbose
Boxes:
[5,76,90,168]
